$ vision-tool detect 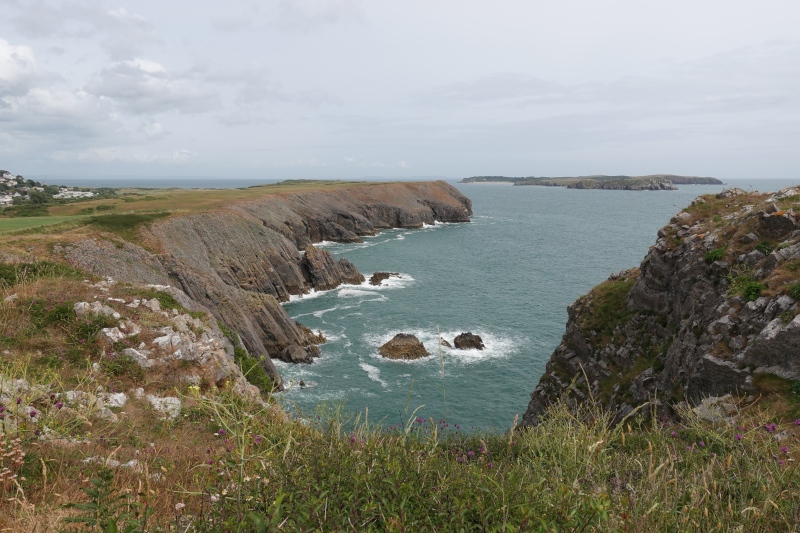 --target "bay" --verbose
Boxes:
[277,179,798,430]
